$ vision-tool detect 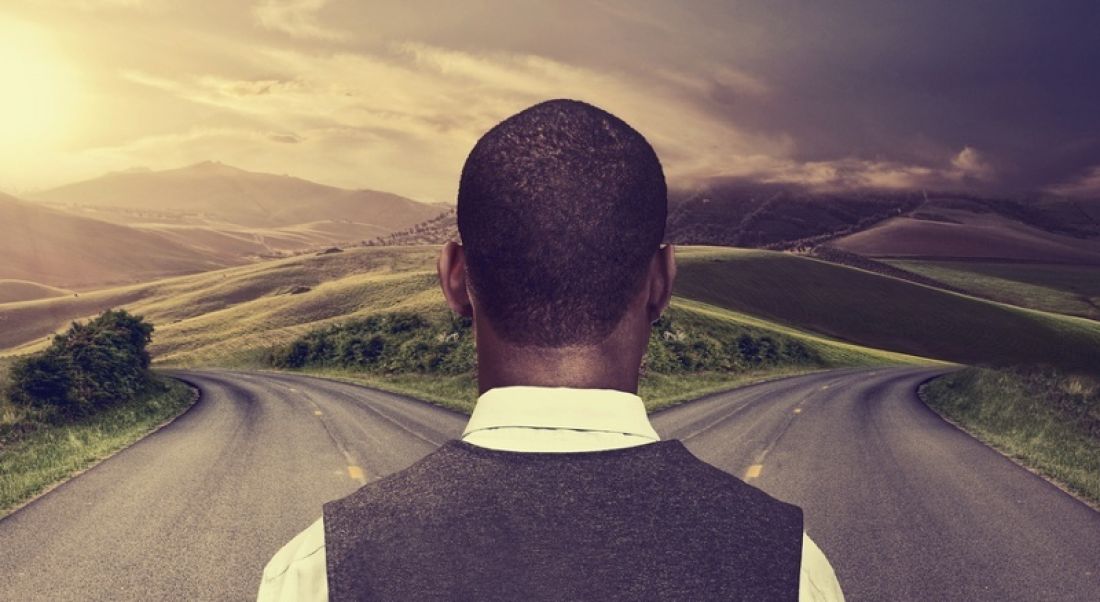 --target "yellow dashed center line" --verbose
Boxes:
[347,465,366,484]
[744,464,763,480]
